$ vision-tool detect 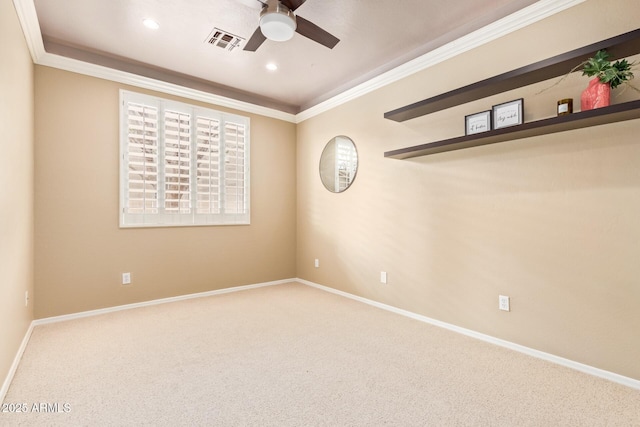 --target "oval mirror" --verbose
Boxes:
[319,136,358,193]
